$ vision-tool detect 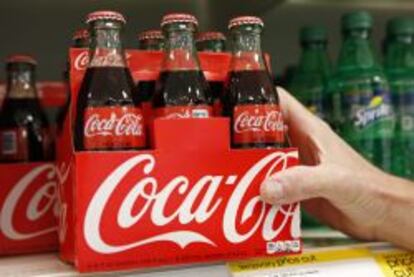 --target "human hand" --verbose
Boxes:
[260,87,414,249]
